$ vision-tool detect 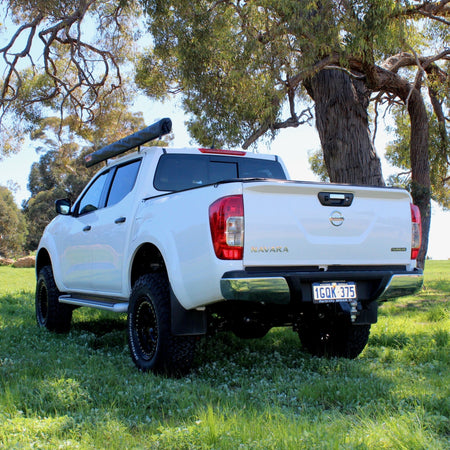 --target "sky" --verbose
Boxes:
[0,97,449,260]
